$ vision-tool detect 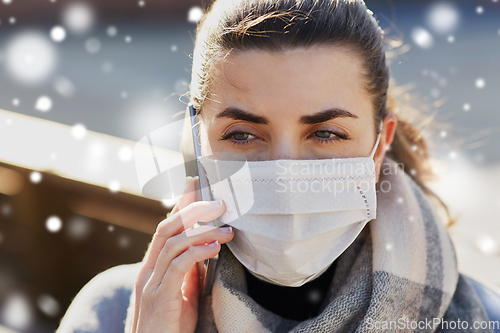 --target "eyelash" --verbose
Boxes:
[220,130,349,146]
[311,130,349,144]
[220,131,255,146]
